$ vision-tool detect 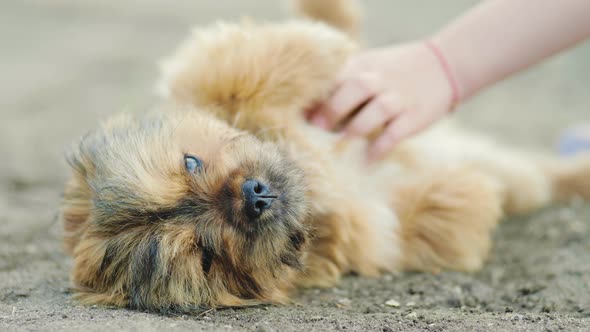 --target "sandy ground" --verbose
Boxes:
[1,1,590,331]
